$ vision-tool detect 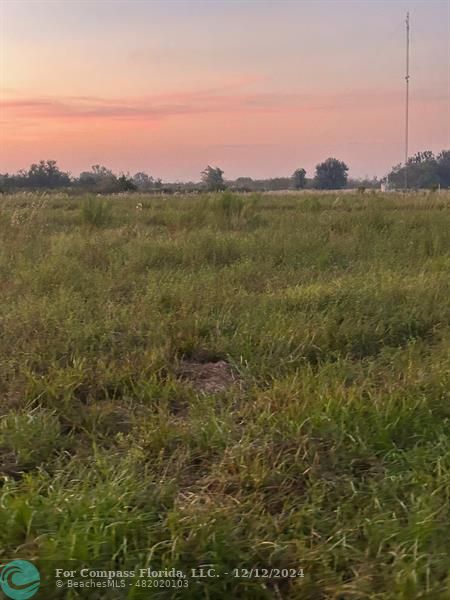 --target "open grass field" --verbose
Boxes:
[0,191,449,599]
